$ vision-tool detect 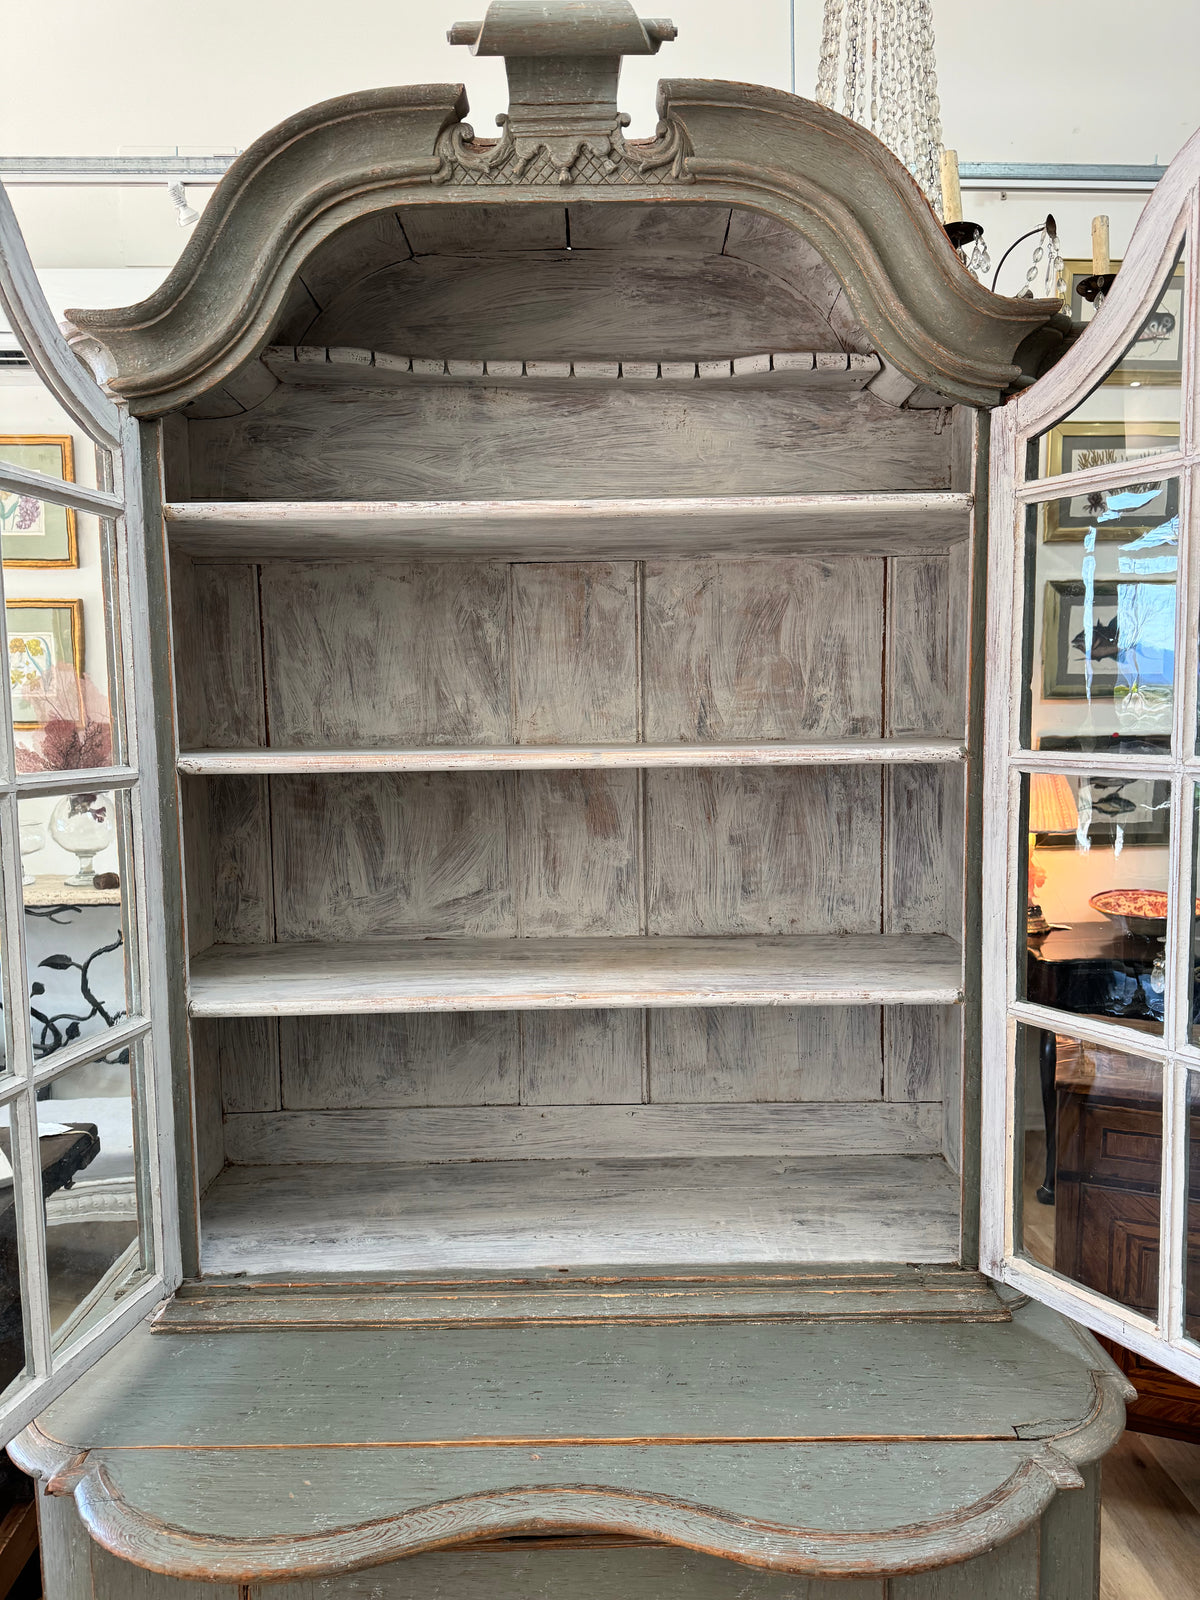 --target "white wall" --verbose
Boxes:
[3,0,1197,162]
[3,0,1200,289]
